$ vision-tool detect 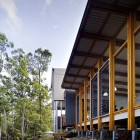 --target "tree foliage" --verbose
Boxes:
[0,33,52,140]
